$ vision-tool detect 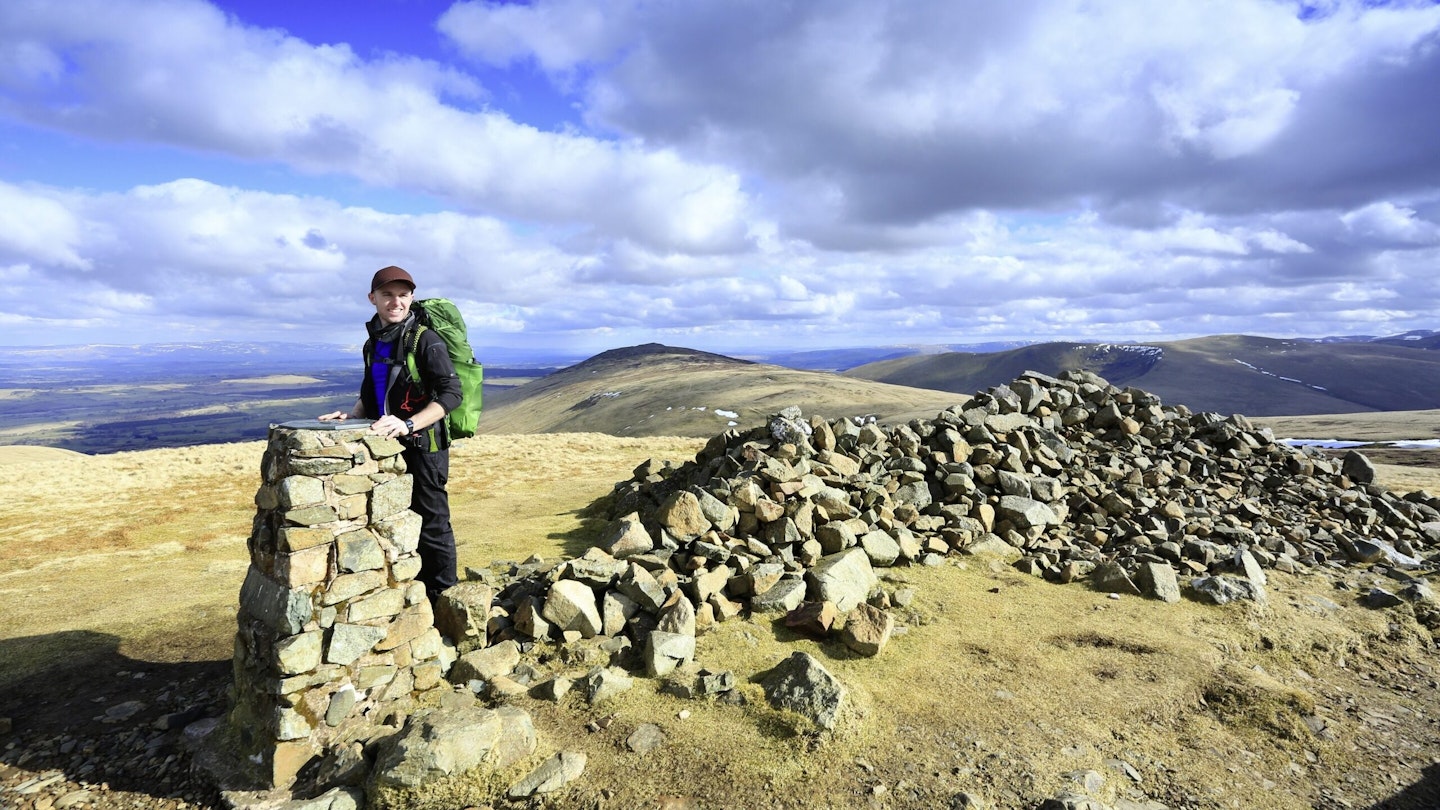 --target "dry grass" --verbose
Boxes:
[3,432,1440,808]
[1254,409,1440,442]
[478,358,966,438]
